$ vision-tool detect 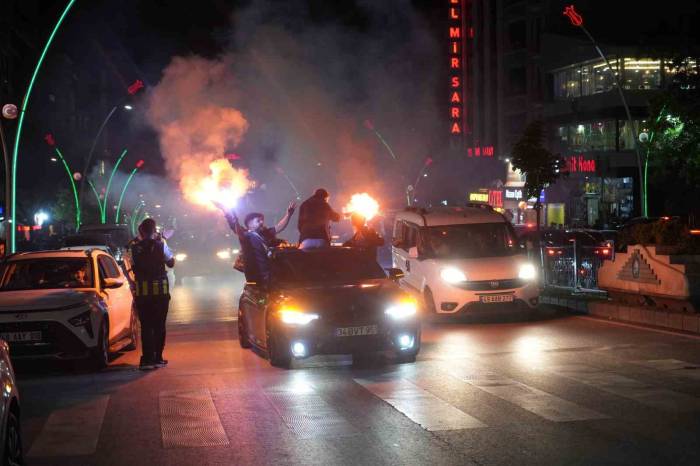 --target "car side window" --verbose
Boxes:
[97,256,120,279]
[393,221,405,248]
[405,223,418,249]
